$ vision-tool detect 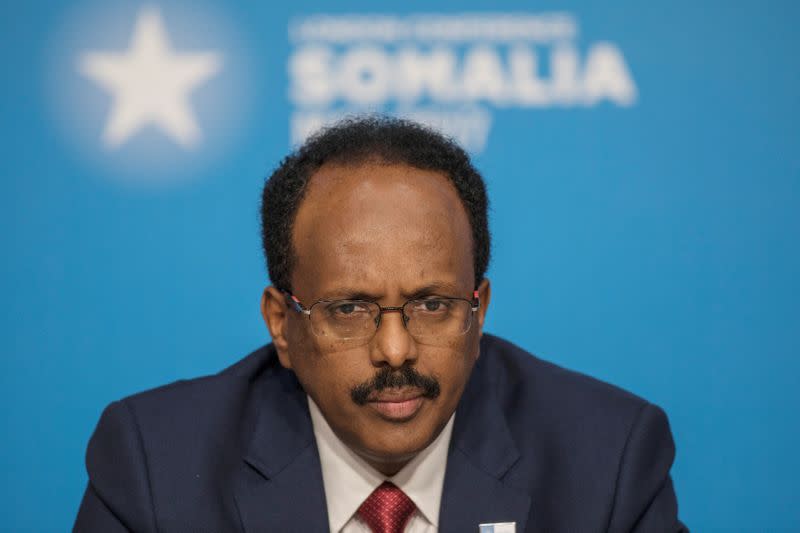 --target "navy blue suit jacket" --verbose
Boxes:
[74,334,686,532]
